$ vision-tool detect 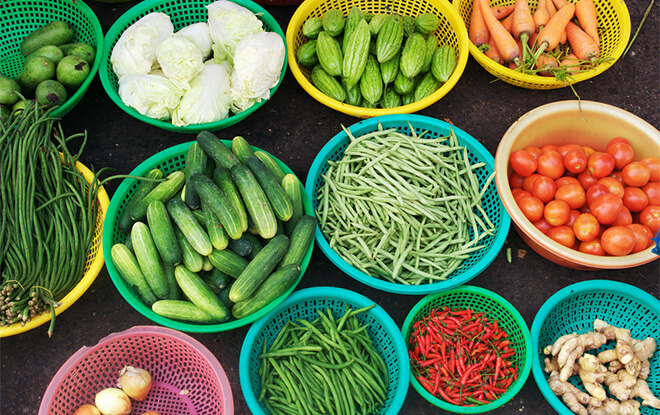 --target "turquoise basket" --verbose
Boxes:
[531,280,660,415]
[239,286,410,415]
[304,114,511,295]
